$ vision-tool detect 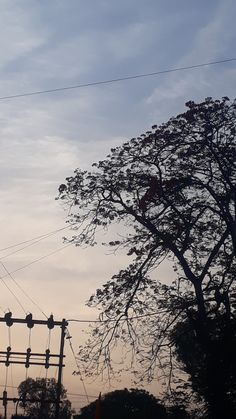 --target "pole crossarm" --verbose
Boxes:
[0,349,64,368]
[0,312,68,329]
